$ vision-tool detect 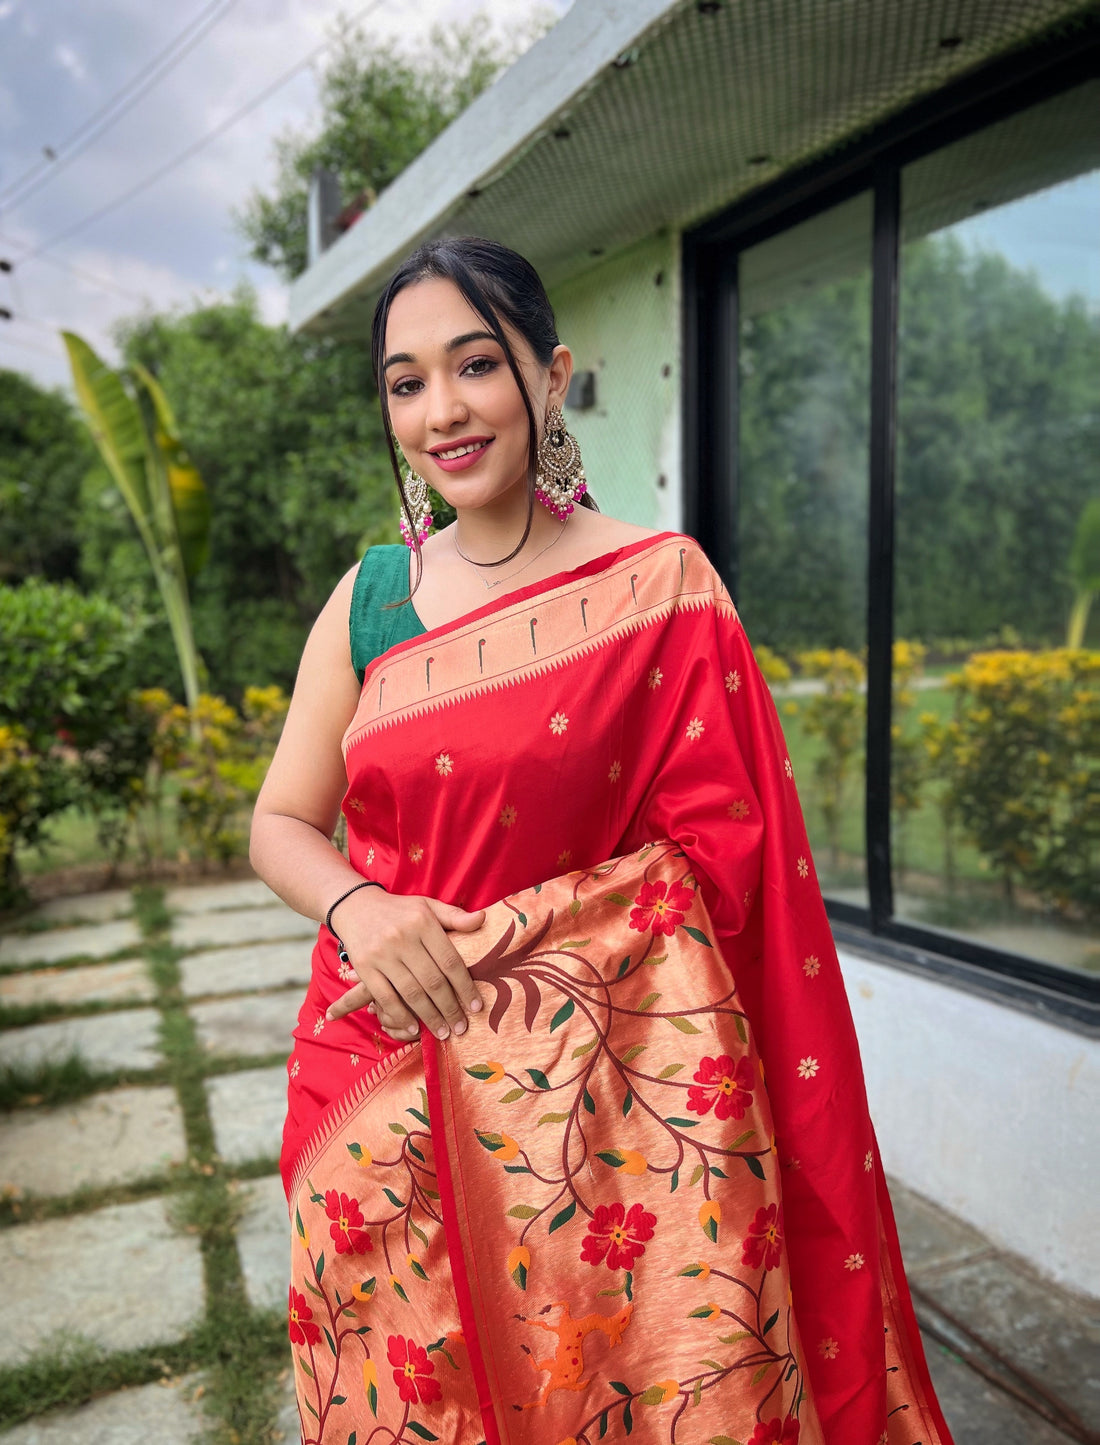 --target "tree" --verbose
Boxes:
[0,368,92,584]
[236,12,551,280]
